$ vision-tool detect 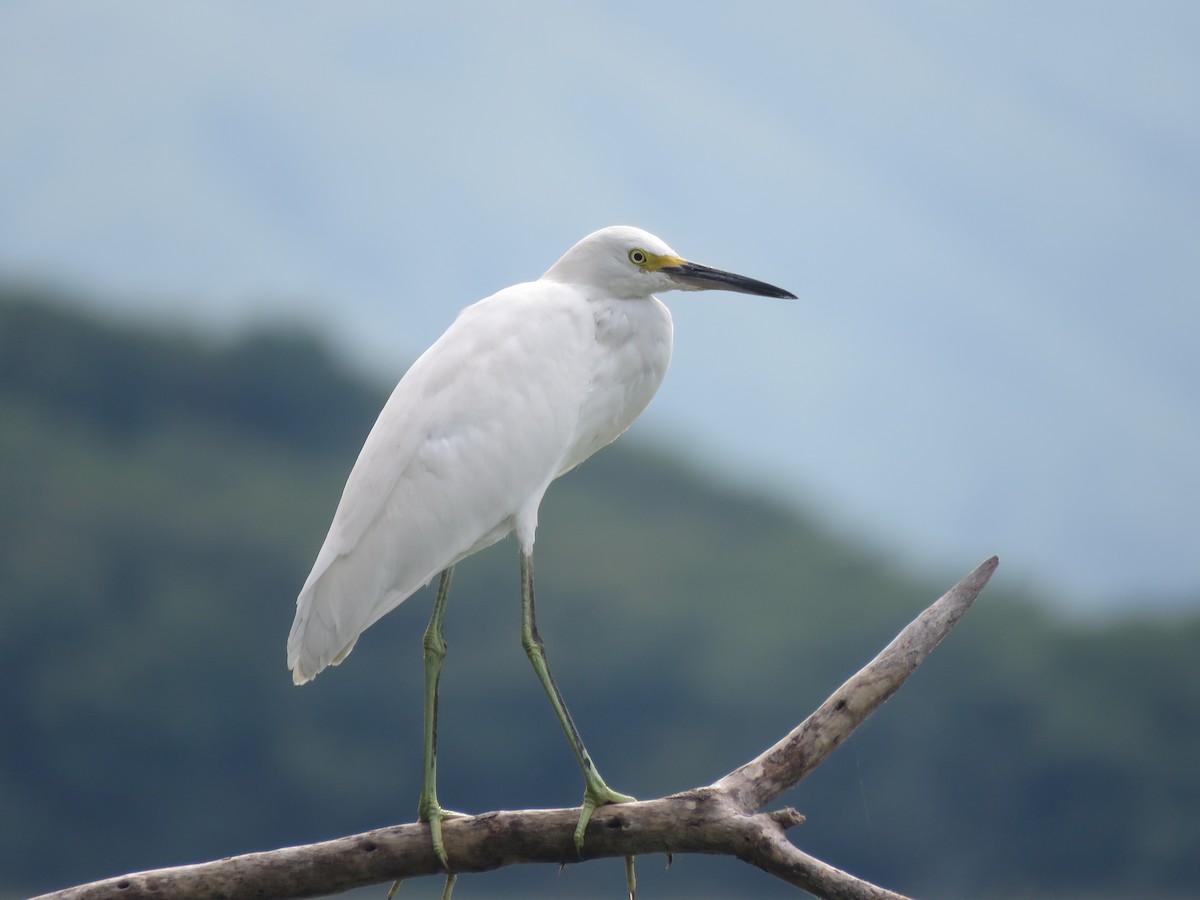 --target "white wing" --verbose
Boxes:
[287,281,597,683]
